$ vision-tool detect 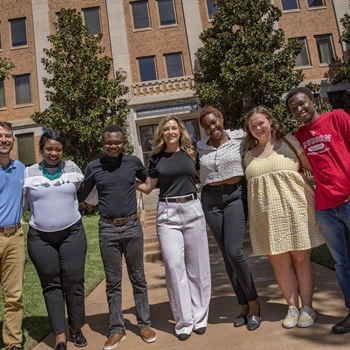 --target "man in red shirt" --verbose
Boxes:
[286,87,350,334]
